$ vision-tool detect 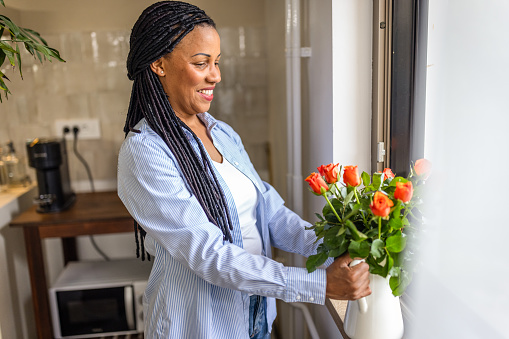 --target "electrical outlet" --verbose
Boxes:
[54,118,101,140]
